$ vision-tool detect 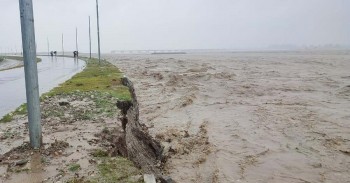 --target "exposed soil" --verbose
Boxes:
[106,51,350,183]
[0,91,142,183]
